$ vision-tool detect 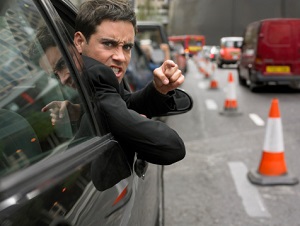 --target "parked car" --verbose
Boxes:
[136,21,188,73]
[217,37,243,68]
[201,45,213,60]
[0,0,193,225]
[209,46,220,62]
[238,18,300,91]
